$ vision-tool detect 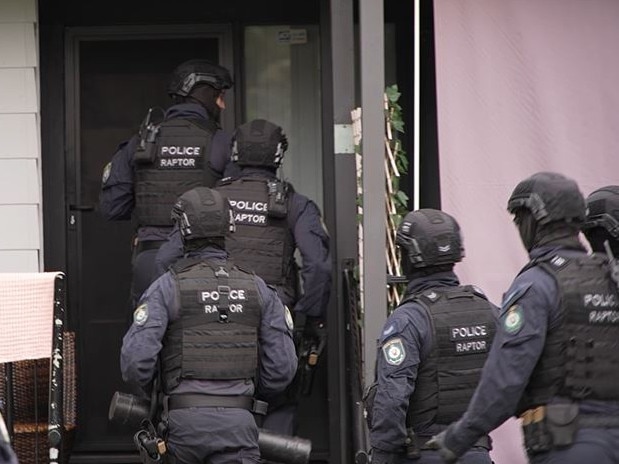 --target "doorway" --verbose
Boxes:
[64,25,234,459]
